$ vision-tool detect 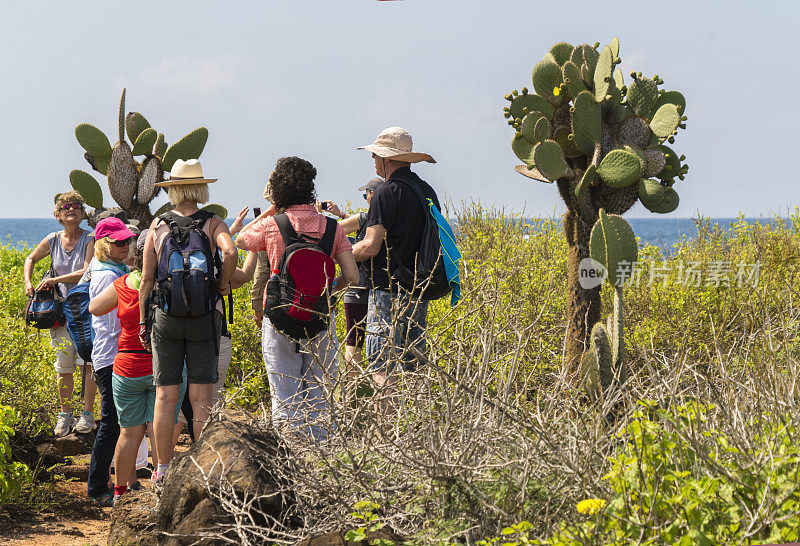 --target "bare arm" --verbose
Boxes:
[338,214,361,234]
[352,224,386,262]
[213,218,237,295]
[250,252,270,325]
[89,282,119,316]
[230,251,258,290]
[23,237,51,296]
[138,219,159,333]
[236,204,277,250]
[333,251,359,292]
